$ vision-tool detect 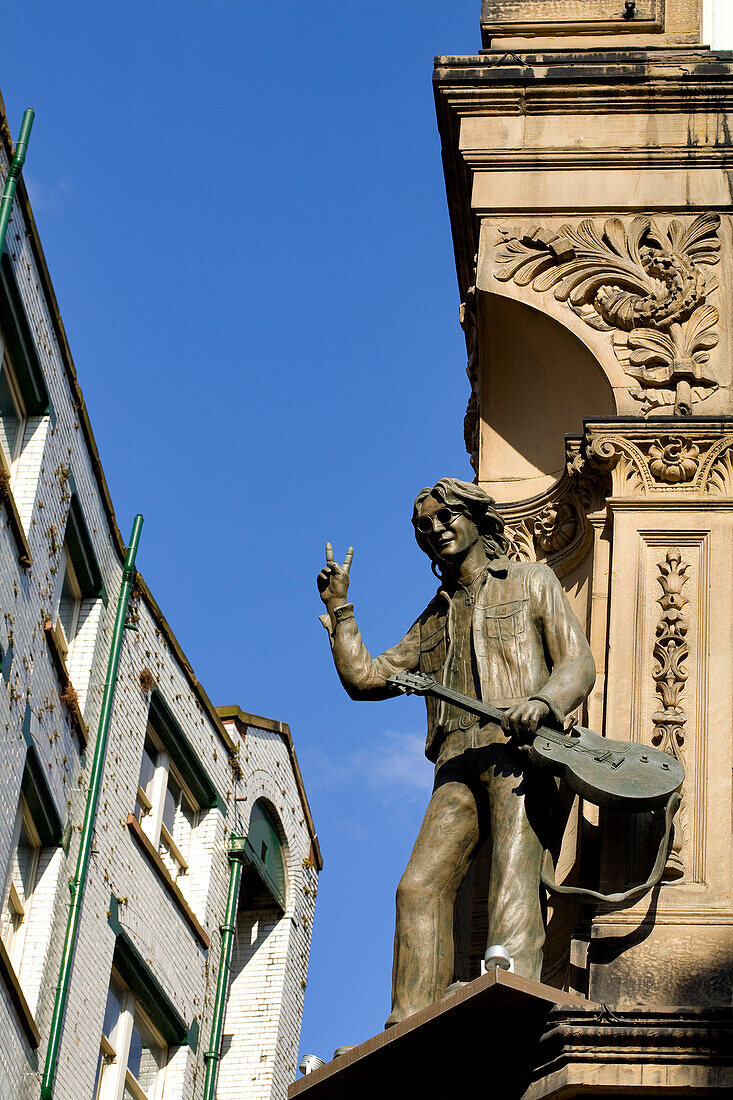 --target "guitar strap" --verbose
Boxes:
[540,791,682,907]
